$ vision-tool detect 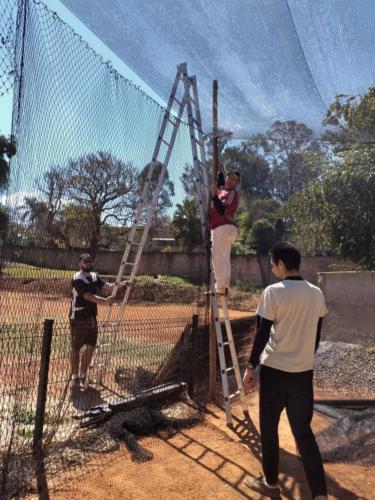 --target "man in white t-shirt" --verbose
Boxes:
[243,241,327,500]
